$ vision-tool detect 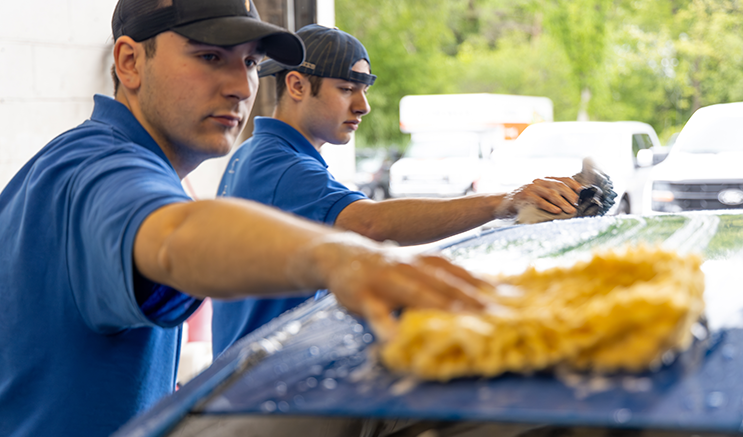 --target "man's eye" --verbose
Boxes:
[245,59,258,68]
[201,54,219,62]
